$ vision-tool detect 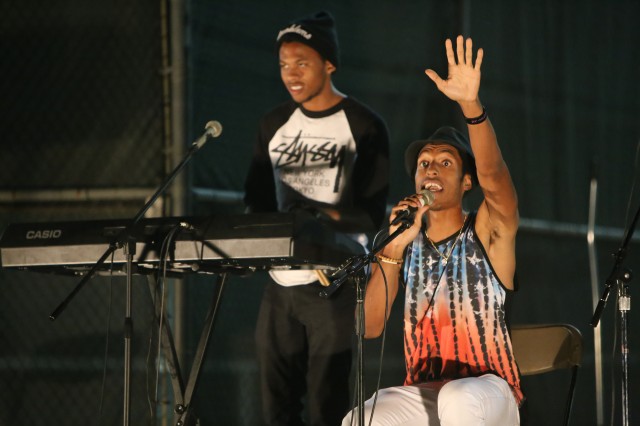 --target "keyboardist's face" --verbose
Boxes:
[279,41,335,111]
